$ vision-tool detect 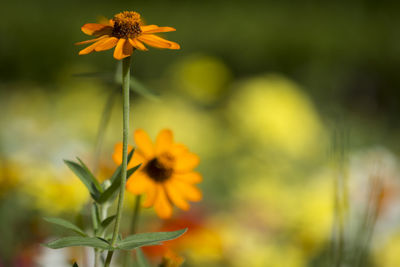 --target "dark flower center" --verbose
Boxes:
[144,158,173,182]
[111,11,142,38]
